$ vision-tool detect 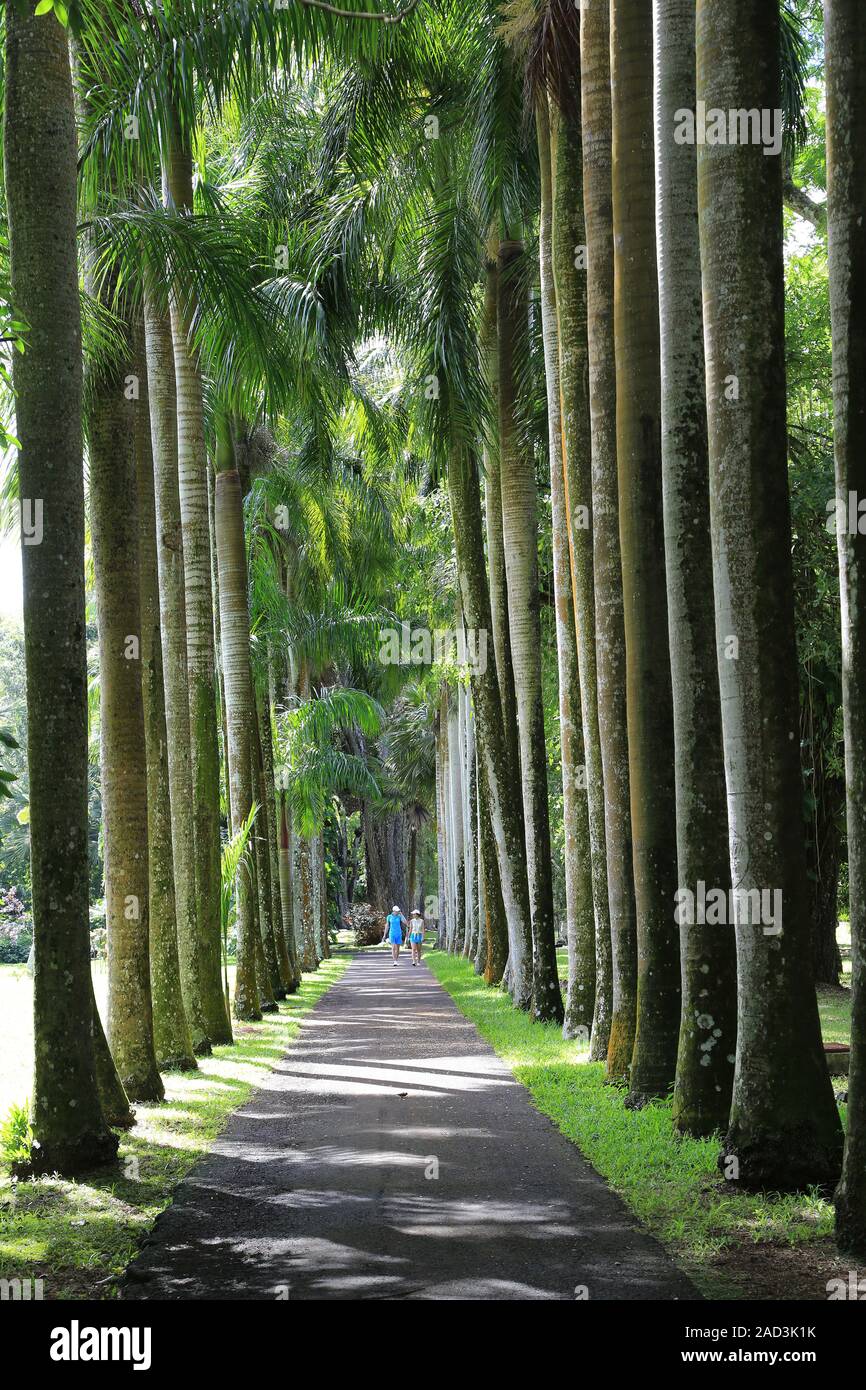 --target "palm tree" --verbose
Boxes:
[580,0,638,1084]
[654,0,736,1136]
[76,98,167,1110]
[697,0,843,1187]
[4,1,118,1172]
[552,98,615,1054]
[823,0,866,1245]
[535,86,596,1042]
[213,412,261,1020]
[133,322,196,1072]
[610,0,680,1102]
[255,678,295,993]
[163,112,230,1045]
[497,236,563,1024]
[143,282,214,1056]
